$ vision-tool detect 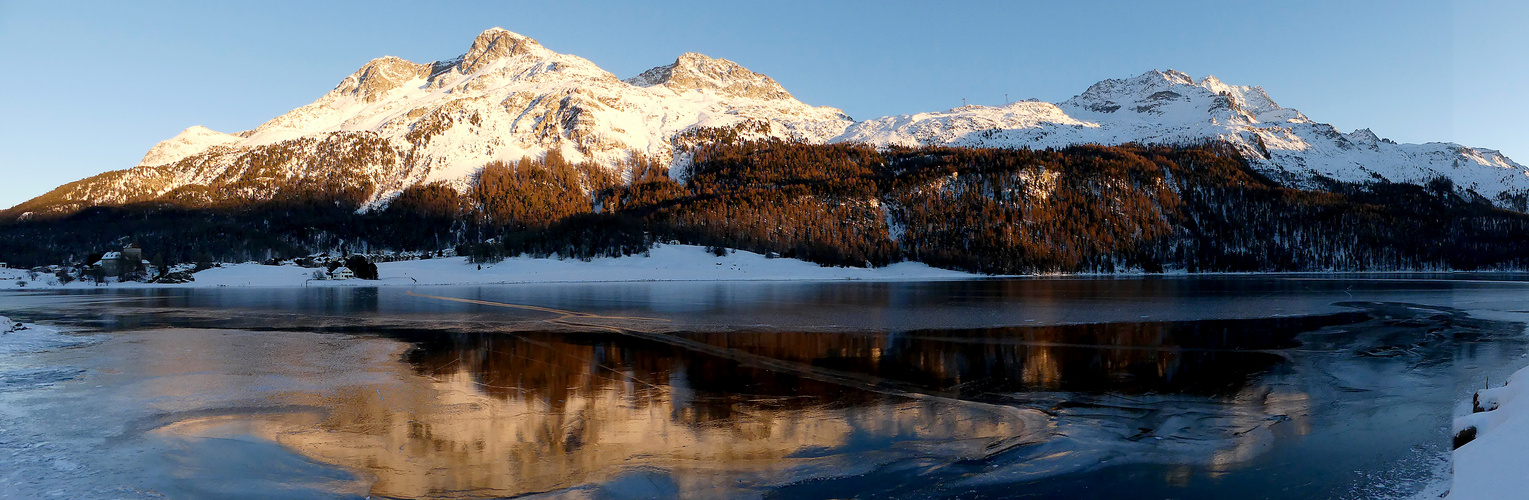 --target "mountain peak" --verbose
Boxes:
[335,56,430,103]
[1140,69,1194,85]
[675,52,723,66]
[626,52,793,100]
[1064,69,1193,114]
[1346,128,1381,146]
[1061,69,1288,119]
[137,126,241,167]
[458,27,544,74]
